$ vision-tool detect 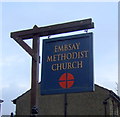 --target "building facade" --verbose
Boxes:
[13,84,120,116]
[0,100,3,117]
